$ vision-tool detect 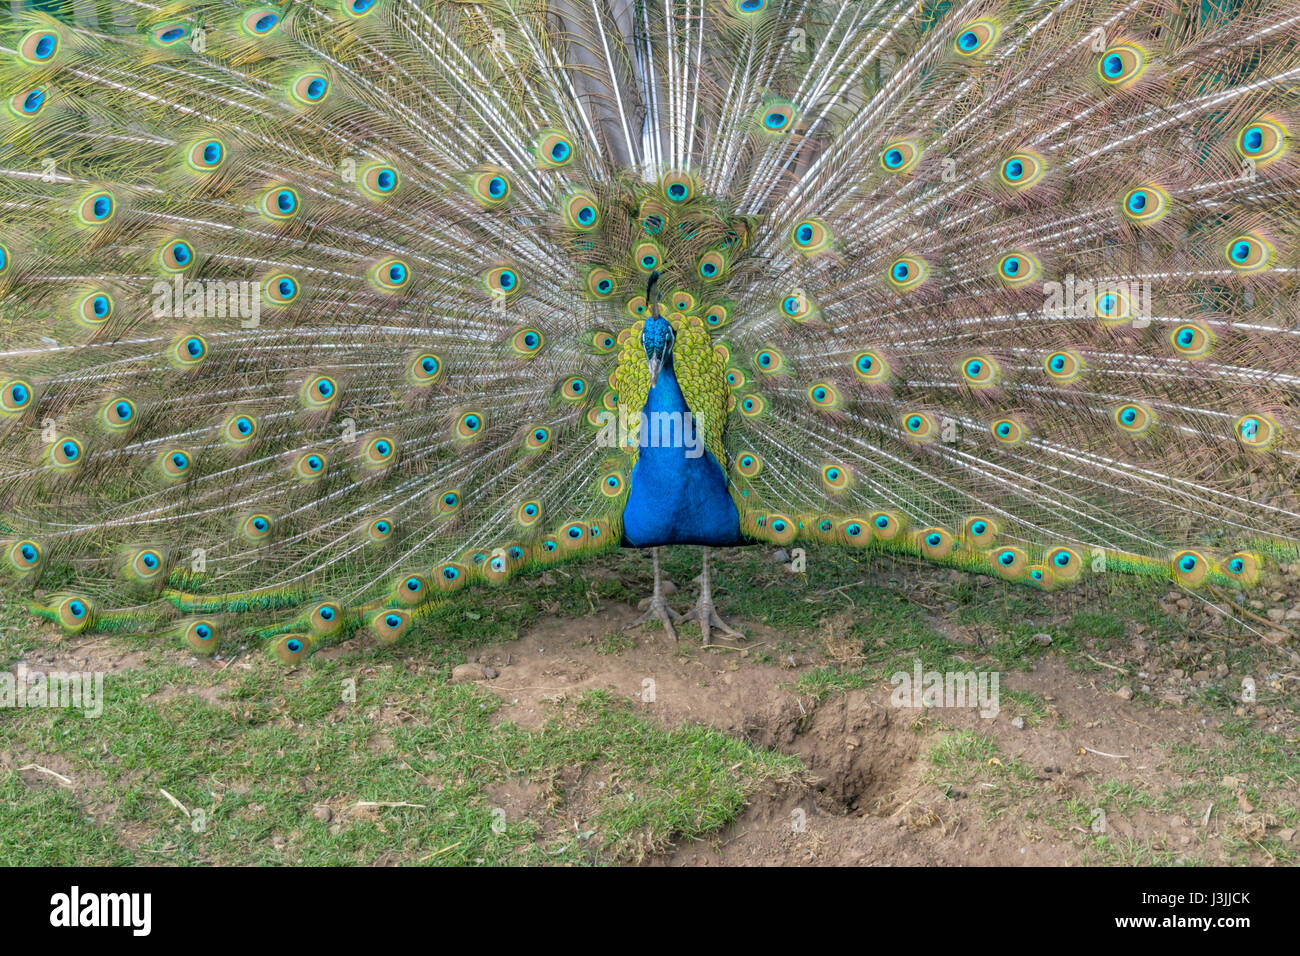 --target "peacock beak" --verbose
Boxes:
[647,353,663,389]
